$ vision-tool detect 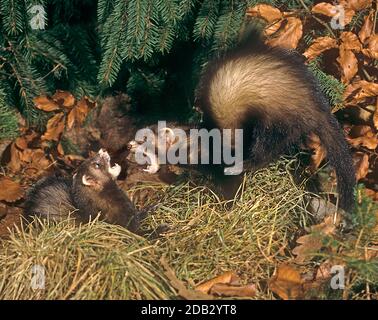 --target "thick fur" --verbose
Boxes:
[72,157,141,231]
[24,176,77,222]
[195,32,355,211]
[24,151,143,231]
